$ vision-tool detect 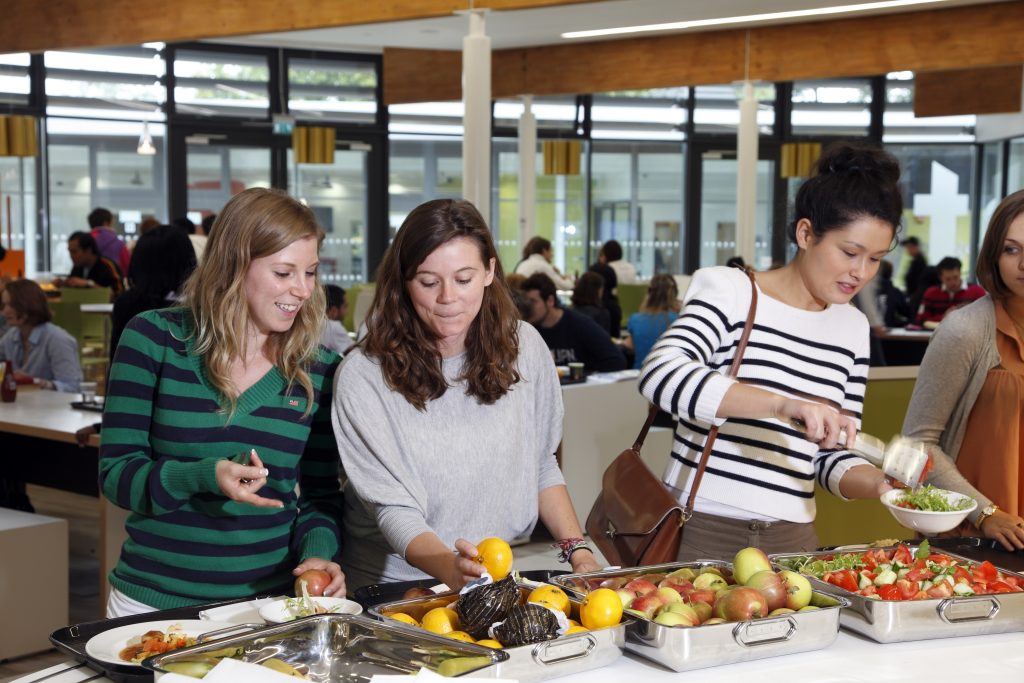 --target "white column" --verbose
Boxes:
[517,95,537,247]
[735,80,758,266]
[462,10,492,222]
